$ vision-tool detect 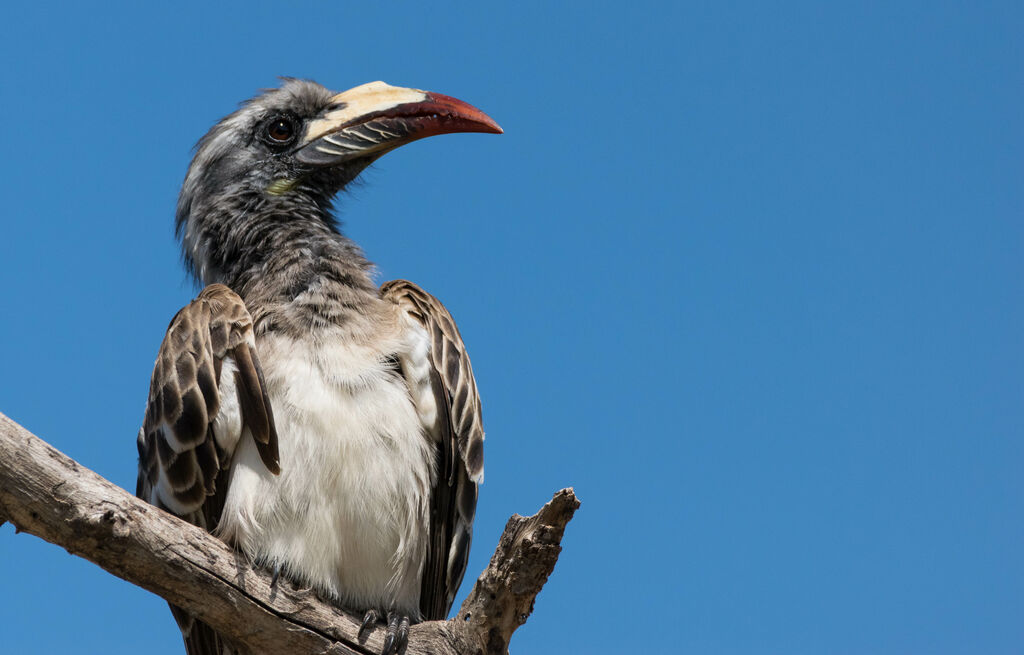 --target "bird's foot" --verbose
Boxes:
[359,609,380,640]
[382,611,410,655]
[358,609,409,655]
